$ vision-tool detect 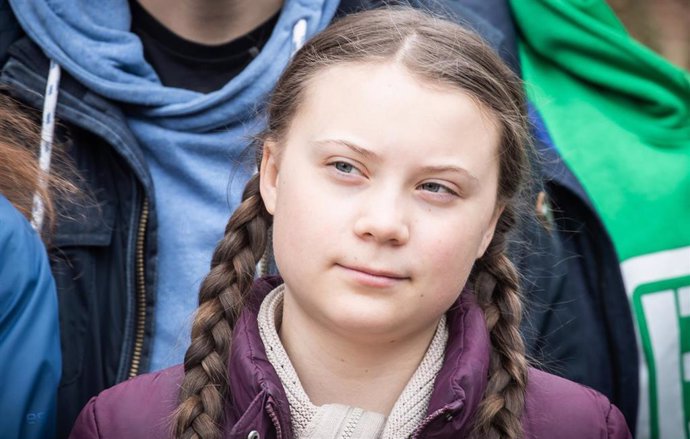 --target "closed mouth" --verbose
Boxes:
[337,263,409,280]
